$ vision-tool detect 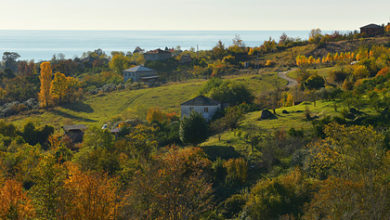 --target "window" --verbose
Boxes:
[204,107,208,112]
[189,107,194,111]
